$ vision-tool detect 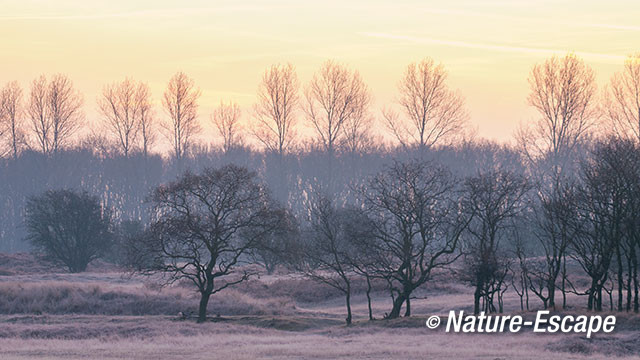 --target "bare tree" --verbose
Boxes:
[341,207,380,321]
[162,72,201,161]
[586,138,640,312]
[526,182,580,310]
[304,60,371,156]
[25,189,113,273]
[131,165,280,323]
[512,236,532,311]
[461,169,530,314]
[295,196,357,325]
[252,208,299,274]
[136,82,155,158]
[361,160,471,318]
[605,54,640,142]
[212,101,243,153]
[27,74,83,155]
[47,74,84,154]
[617,139,640,313]
[519,53,597,172]
[98,78,147,157]
[340,110,375,154]
[383,58,467,150]
[27,76,50,154]
[570,139,636,311]
[517,54,598,311]
[0,81,24,159]
[253,63,299,155]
